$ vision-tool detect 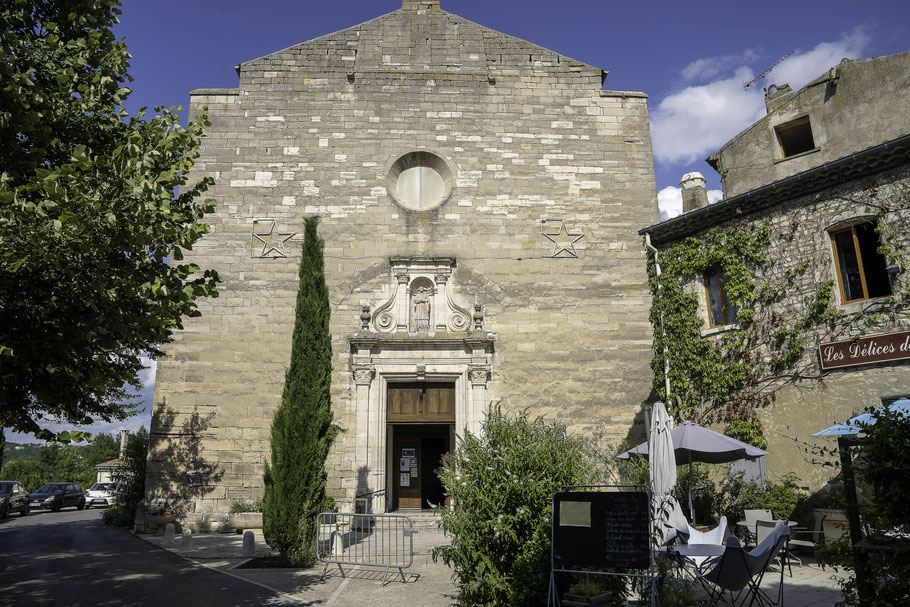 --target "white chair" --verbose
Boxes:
[684,516,728,569]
